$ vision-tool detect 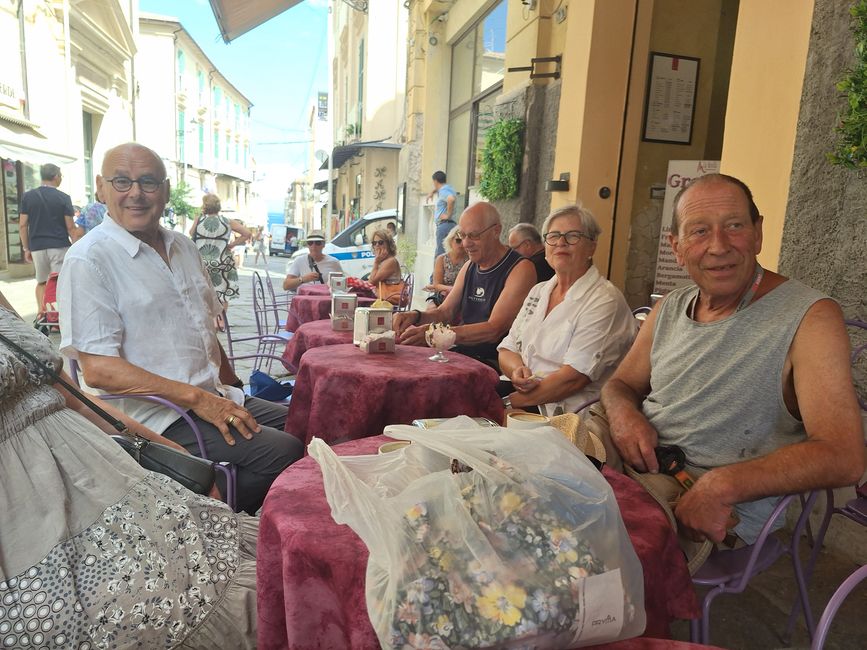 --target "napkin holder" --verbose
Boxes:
[331,293,357,319]
[328,272,347,293]
[353,307,393,345]
[360,330,395,354]
[331,315,353,331]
